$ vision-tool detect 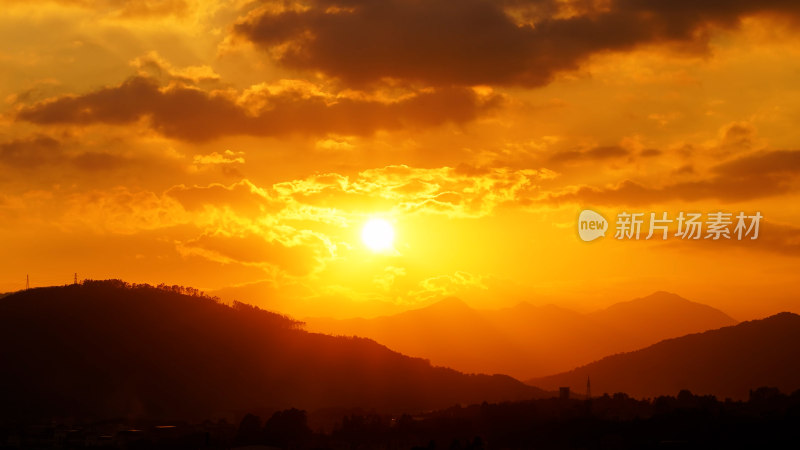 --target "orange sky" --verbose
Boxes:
[1,0,799,320]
